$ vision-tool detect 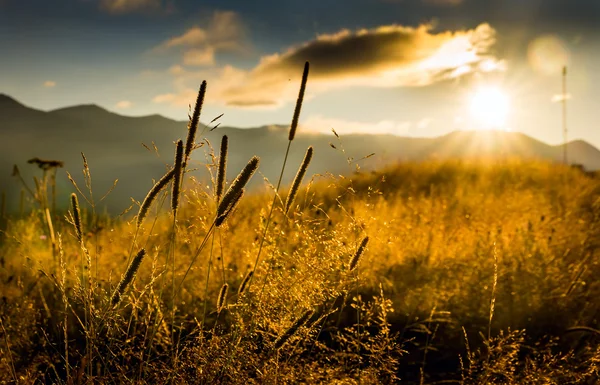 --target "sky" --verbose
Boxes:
[1,0,599,146]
